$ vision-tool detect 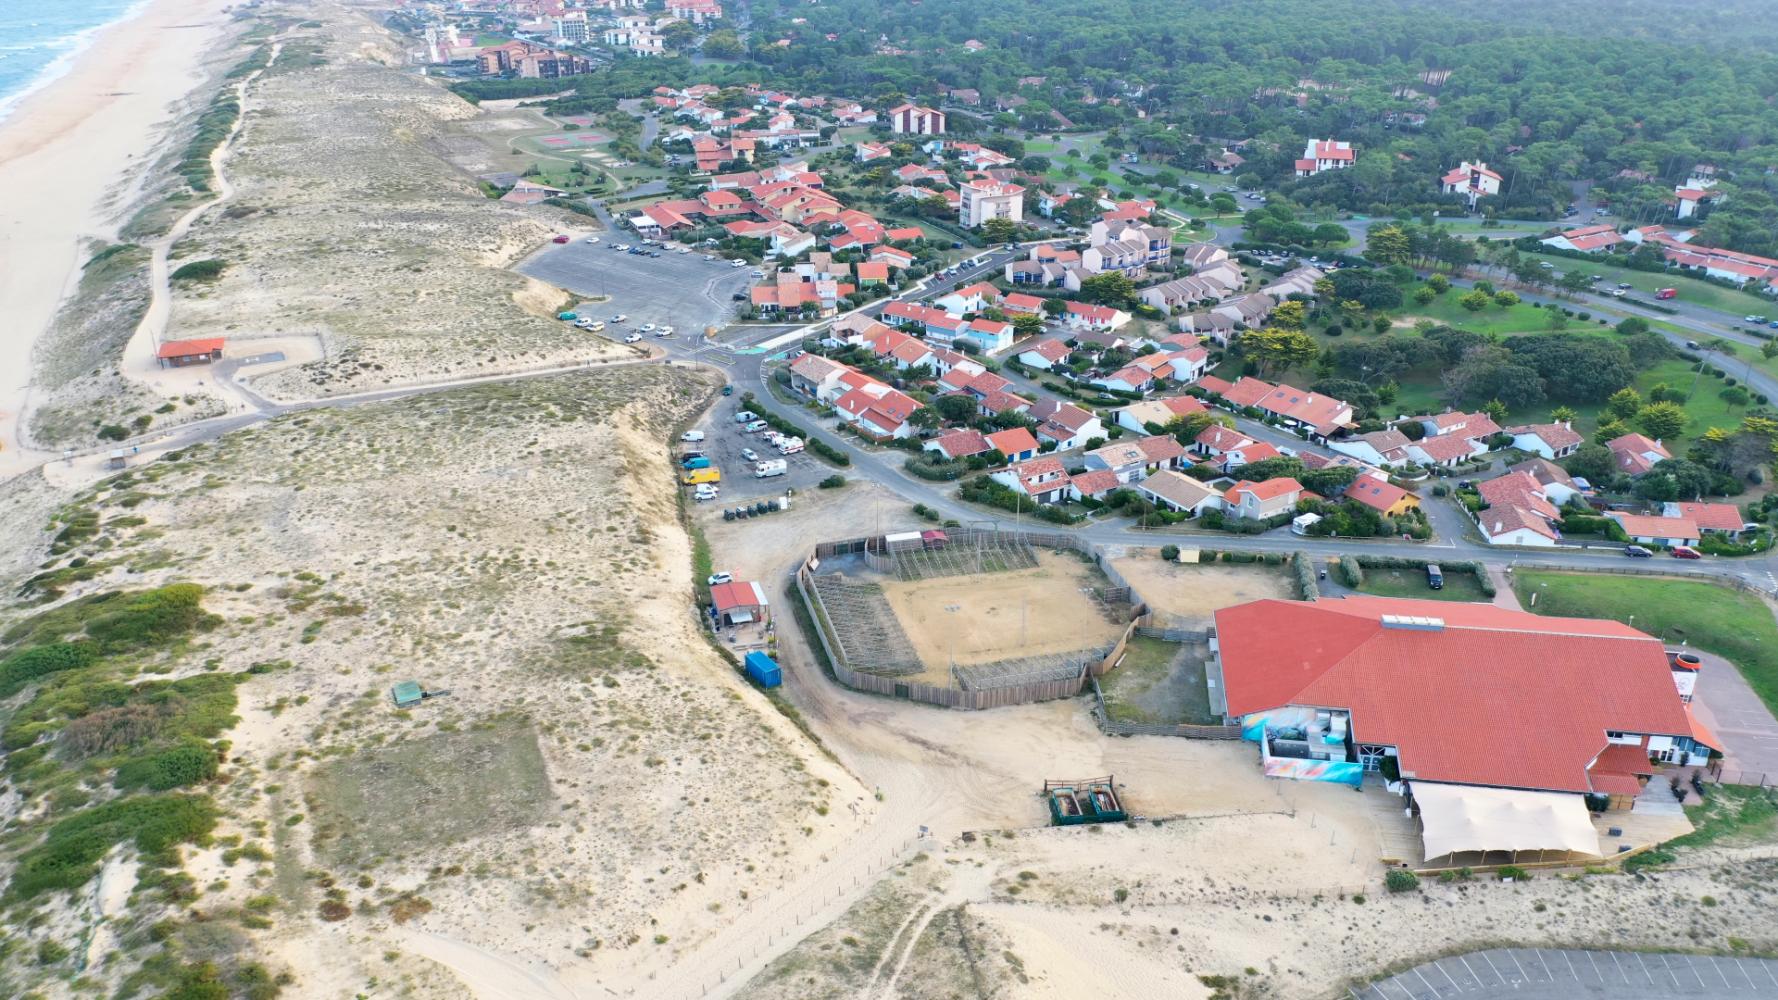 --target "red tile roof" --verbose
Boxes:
[157,338,225,359]
[1069,469,1121,497]
[1669,502,1743,533]
[987,427,1039,456]
[932,428,991,459]
[1607,513,1698,540]
[1231,477,1302,502]
[1215,596,1698,793]
[1344,478,1413,513]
